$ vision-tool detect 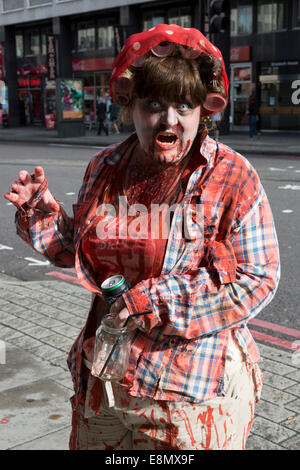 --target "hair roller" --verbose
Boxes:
[178,45,202,59]
[151,42,175,57]
[203,93,227,112]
